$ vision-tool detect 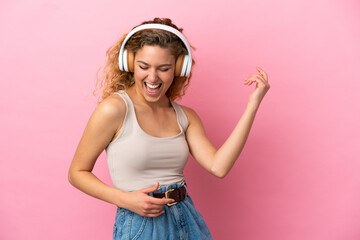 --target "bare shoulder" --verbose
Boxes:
[178,105,202,125]
[96,94,126,114]
[90,93,126,127]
